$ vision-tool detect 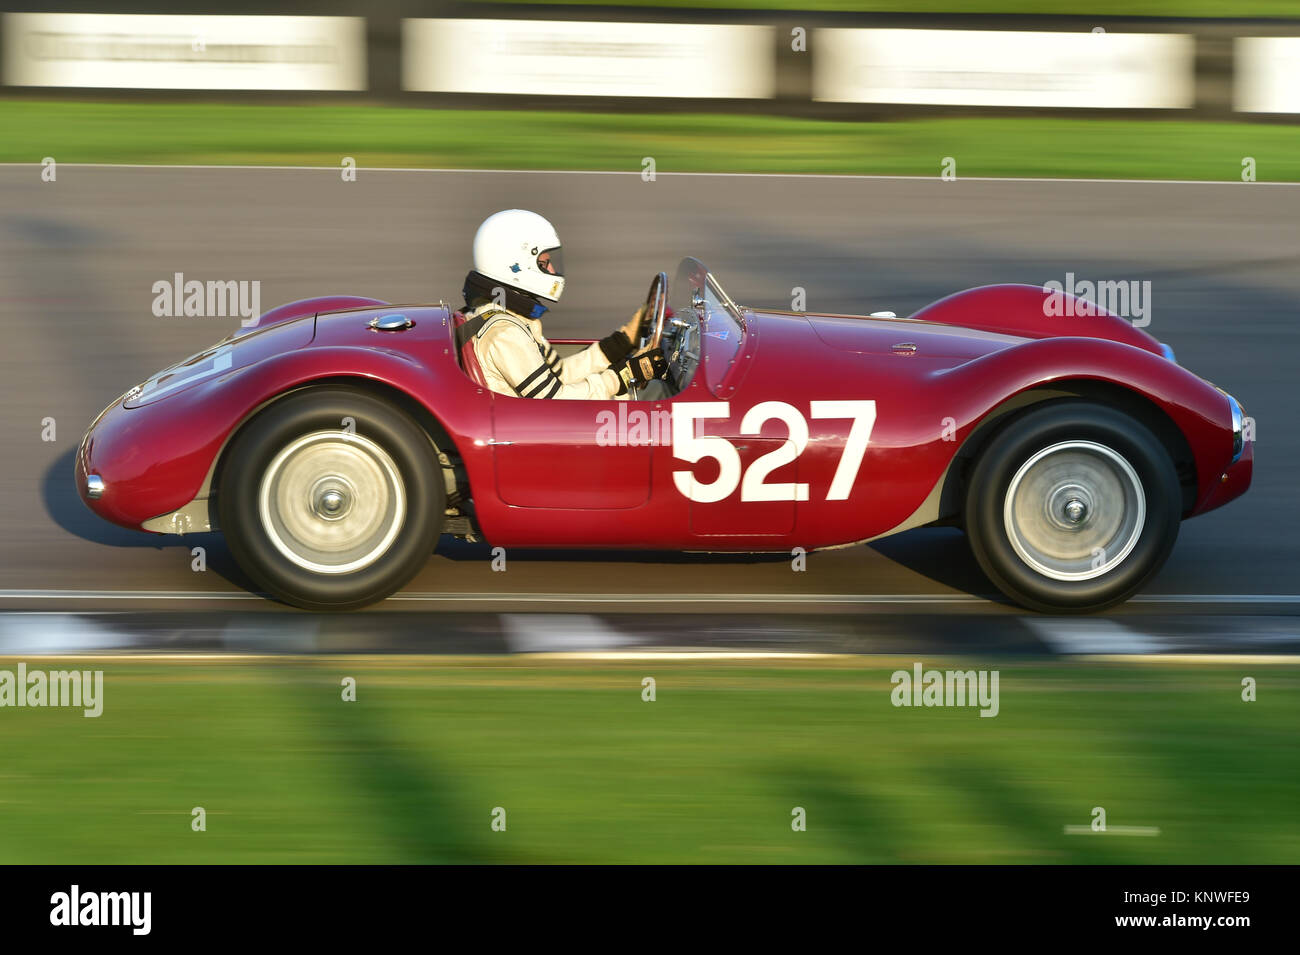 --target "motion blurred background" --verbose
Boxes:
[0,0,1297,863]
